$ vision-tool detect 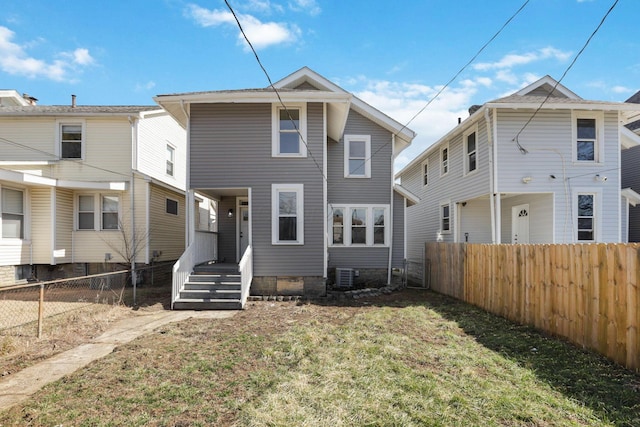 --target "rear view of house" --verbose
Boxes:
[397,76,640,265]
[156,67,417,309]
